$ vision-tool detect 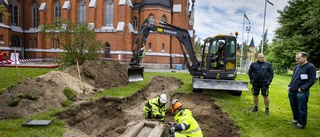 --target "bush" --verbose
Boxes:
[63,87,77,101]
